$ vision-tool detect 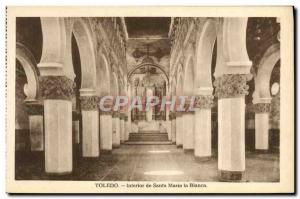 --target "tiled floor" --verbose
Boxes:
[15,145,279,182]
